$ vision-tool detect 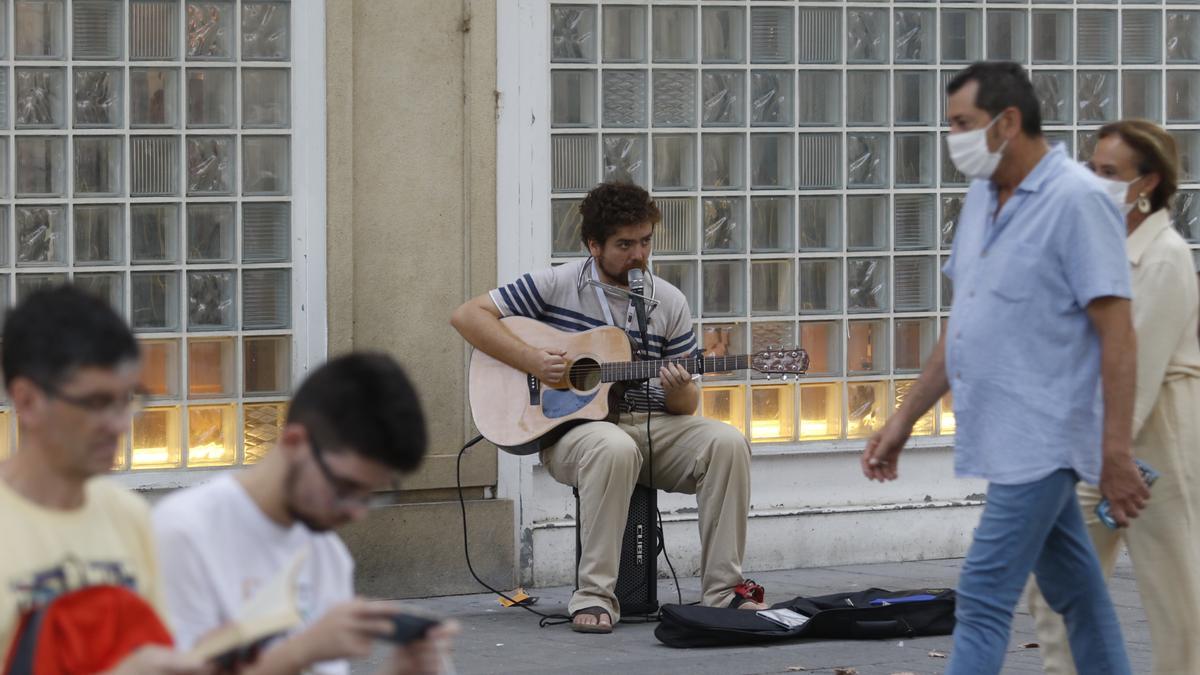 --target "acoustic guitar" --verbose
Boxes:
[468,316,810,455]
